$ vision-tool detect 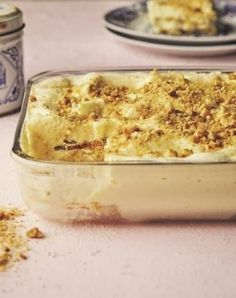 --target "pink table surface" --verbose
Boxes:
[0,1,236,297]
